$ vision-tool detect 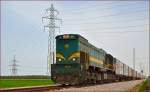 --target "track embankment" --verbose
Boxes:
[0,85,63,92]
[45,80,144,92]
[1,80,145,92]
